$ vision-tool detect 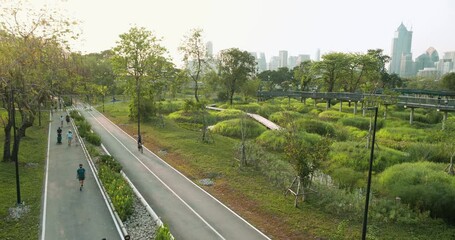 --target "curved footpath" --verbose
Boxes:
[78,104,271,240]
[40,111,122,240]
